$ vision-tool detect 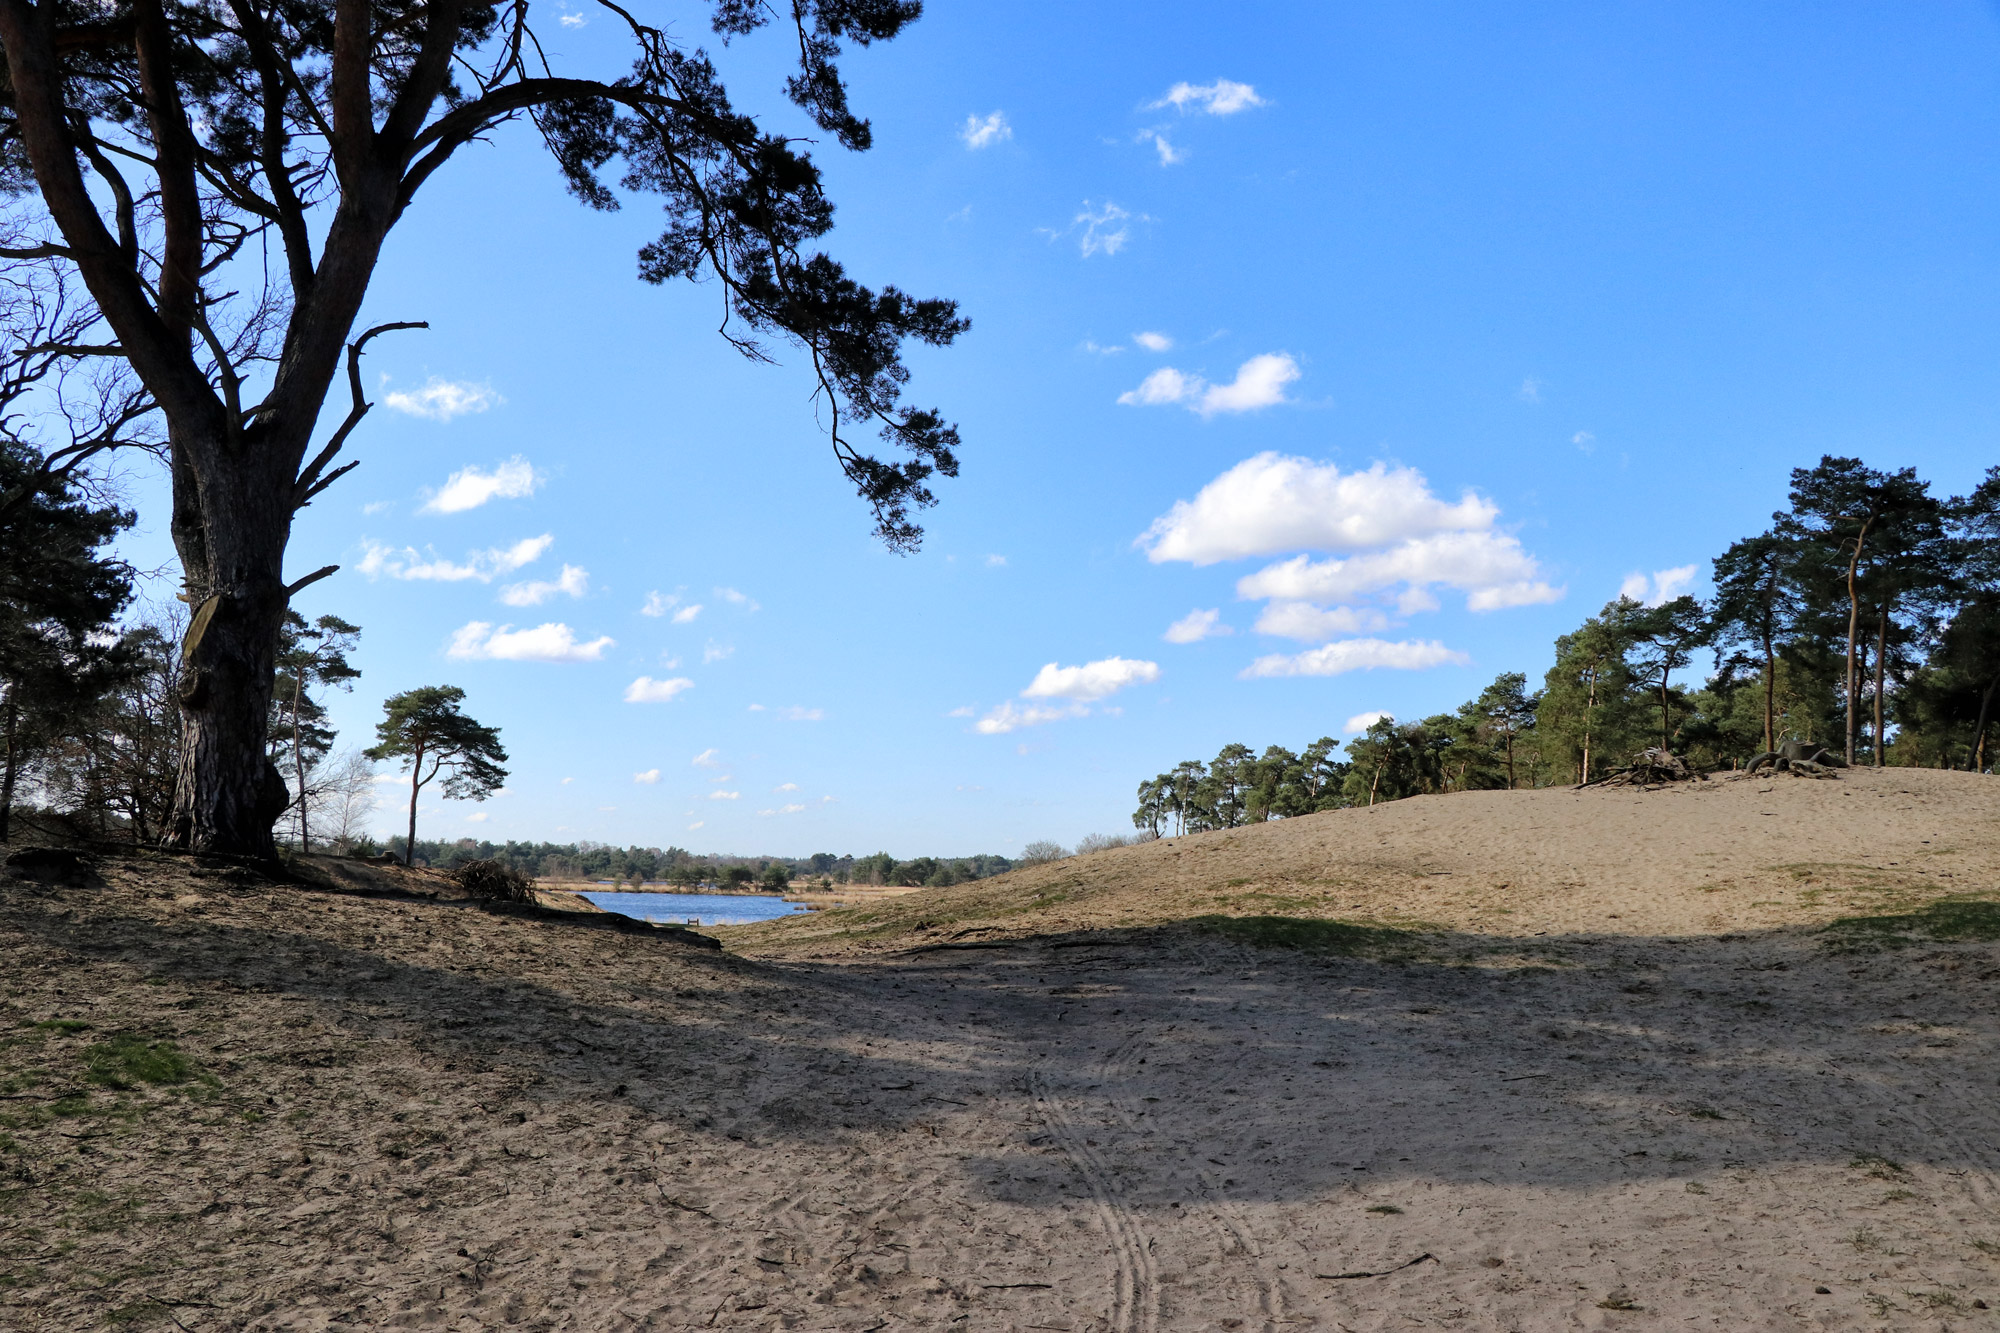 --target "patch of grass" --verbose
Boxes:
[1684,1182,1707,1195]
[1850,1153,1905,1179]
[1822,900,2000,951]
[1882,1189,1917,1203]
[1848,1226,1884,1253]
[1188,915,1429,959]
[1365,1204,1403,1214]
[1596,1291,1642,1311]
[1685,1104,1725,1121]
[1909,1289,1964,1313]
[1971,1238,2000,1258]
[32,1019,92,1033]
[83,1035,202,1090]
